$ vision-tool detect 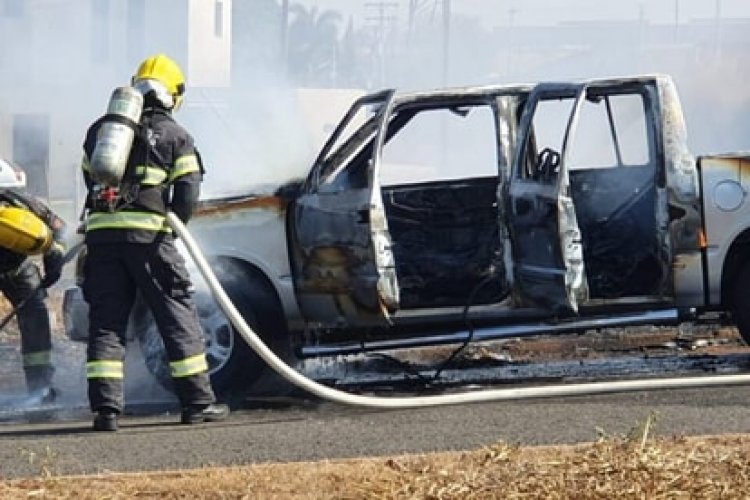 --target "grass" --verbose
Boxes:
[2,433,750,499]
